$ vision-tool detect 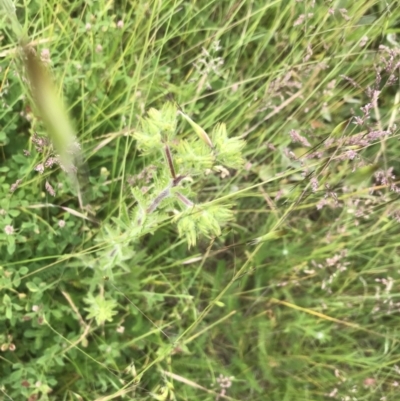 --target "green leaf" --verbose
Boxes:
[8,210,21,217]
[330,119,352,138]
[12,273,21,288]
[175,204,233,247]
[345,164,379,186]
[3,293,11,306]
[7,241,16,255]
[175,139,213,172]
[0,131,7,143]
[3,294,12,320]
[178,109,213,148]
[19,266,29,275]
[84,294,118,326]
[212,123,245,168]
[26,282,40,292]
[6,305,12,320]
